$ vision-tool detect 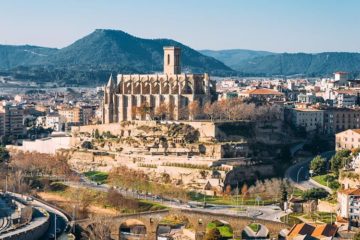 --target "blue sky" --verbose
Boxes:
[0,0,359,52]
